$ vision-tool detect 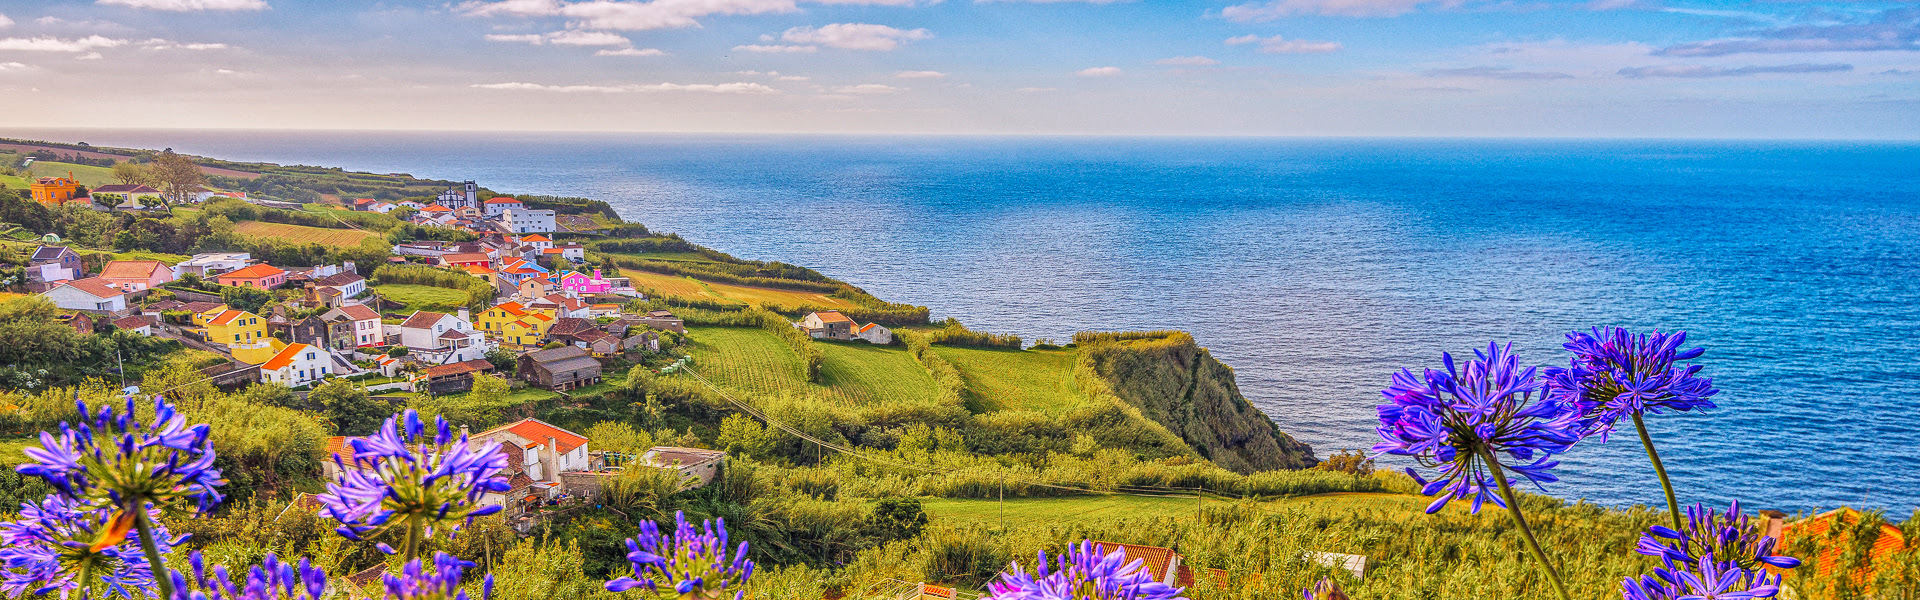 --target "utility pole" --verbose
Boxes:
[998,475,1005,531]
[1195,486,1202,521]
